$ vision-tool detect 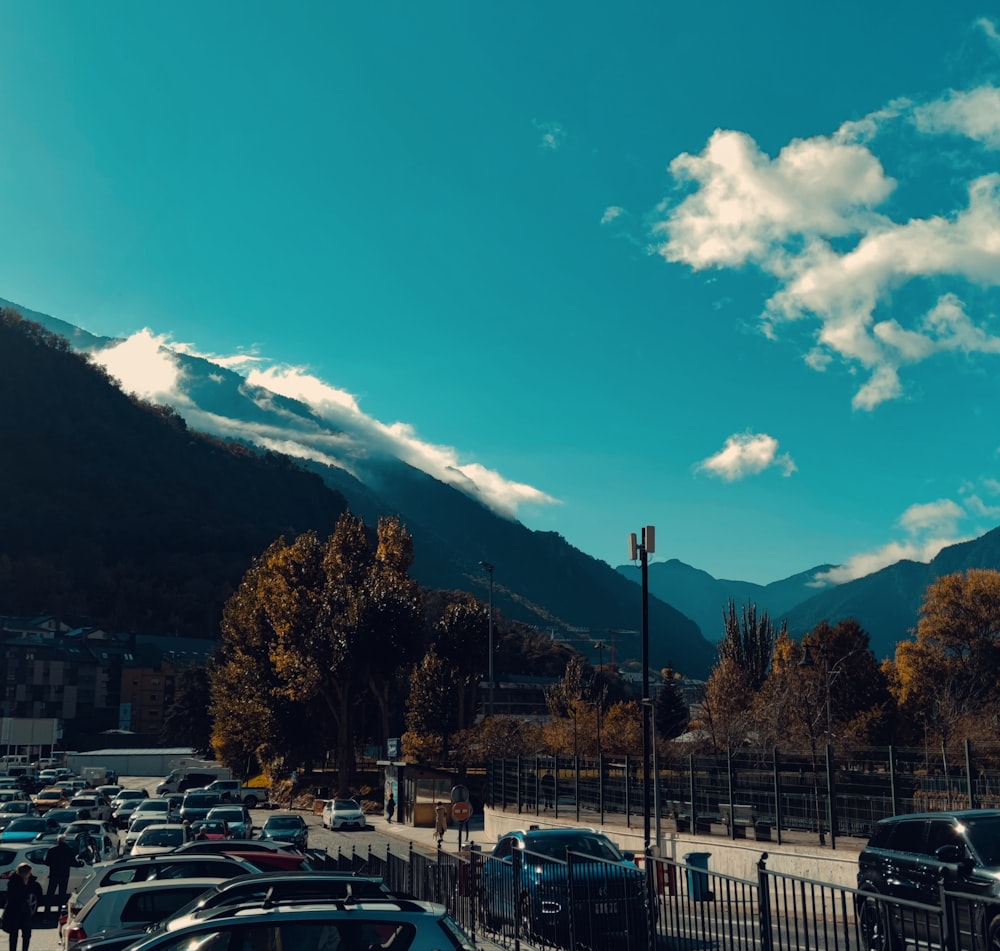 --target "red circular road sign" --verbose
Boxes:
[451,800,473,822]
